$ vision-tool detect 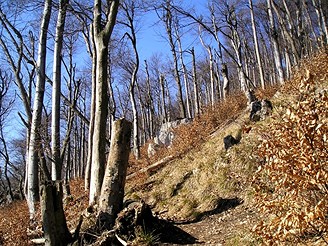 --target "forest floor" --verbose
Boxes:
[0,49,327,245]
